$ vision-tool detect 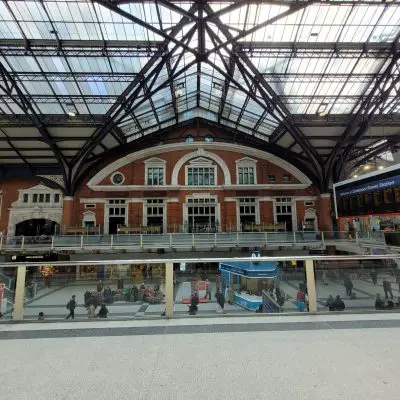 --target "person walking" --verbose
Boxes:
[383,279,393,299]
[371,269,378,286]
[344,276,353,297]
[216,290,225,313]
[66,295,77,319]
